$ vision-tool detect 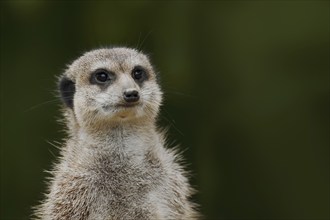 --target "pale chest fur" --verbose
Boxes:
[50,129,180,219]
